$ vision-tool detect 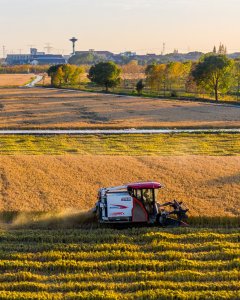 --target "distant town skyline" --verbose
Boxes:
[1,0,240,56]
